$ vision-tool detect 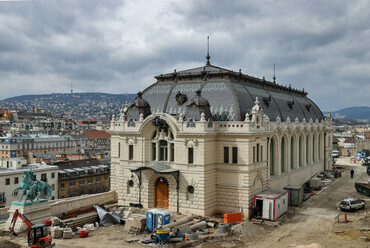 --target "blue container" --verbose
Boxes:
[156,228,170,244]
[146,209,159,232]
[155,210,170,229]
